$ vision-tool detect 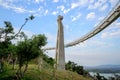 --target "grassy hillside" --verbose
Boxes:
[0,64,91,80]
